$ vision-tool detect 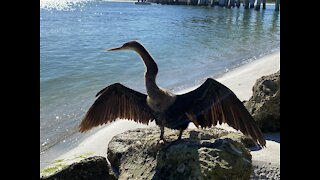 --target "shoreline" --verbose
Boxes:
[41,50,280,170]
